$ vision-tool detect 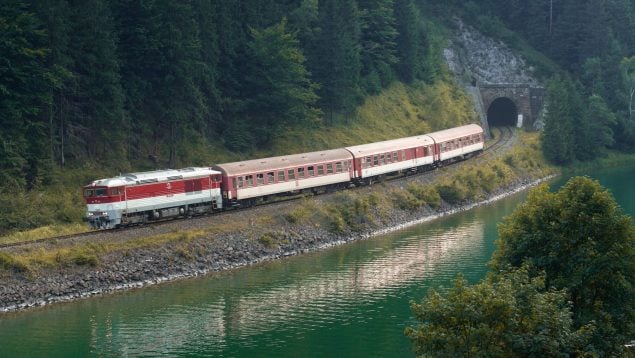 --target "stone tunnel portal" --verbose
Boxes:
[487,97,518,127]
